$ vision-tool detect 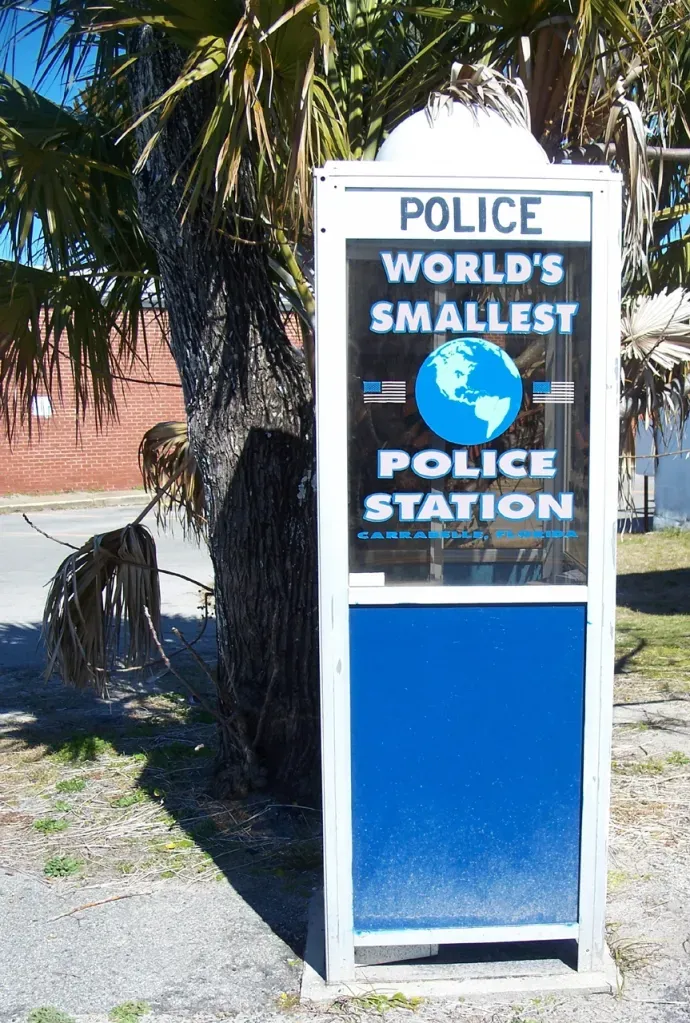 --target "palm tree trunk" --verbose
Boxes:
[128,31,319,798]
